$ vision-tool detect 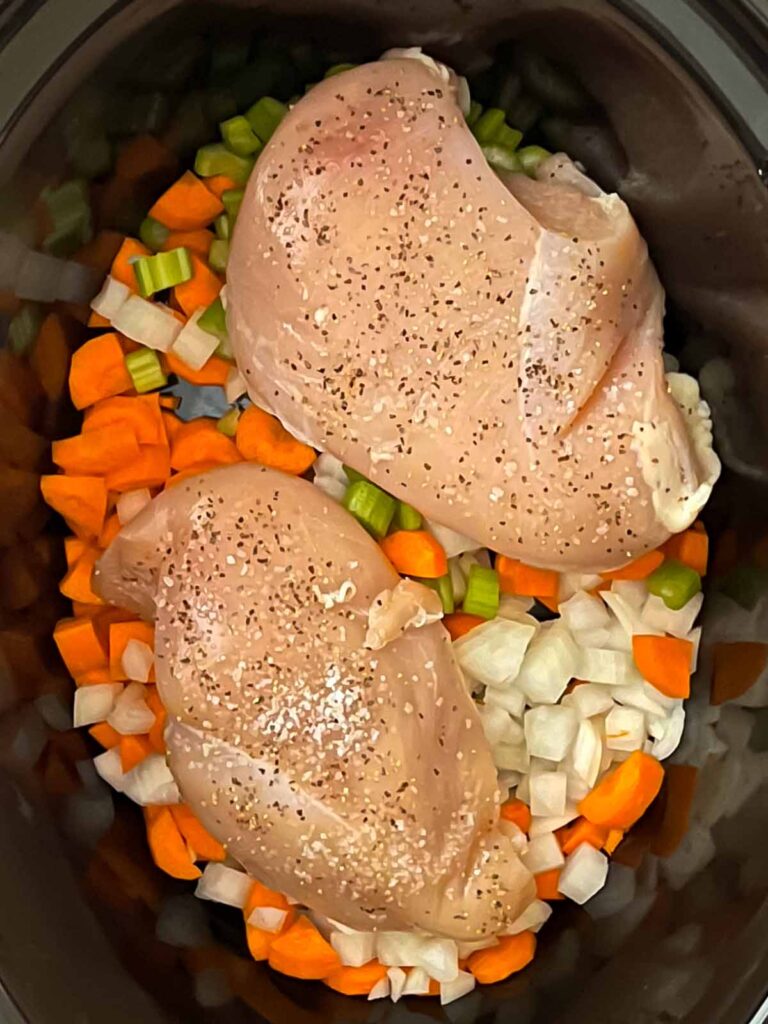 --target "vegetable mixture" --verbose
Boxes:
[37,46,714,1008]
